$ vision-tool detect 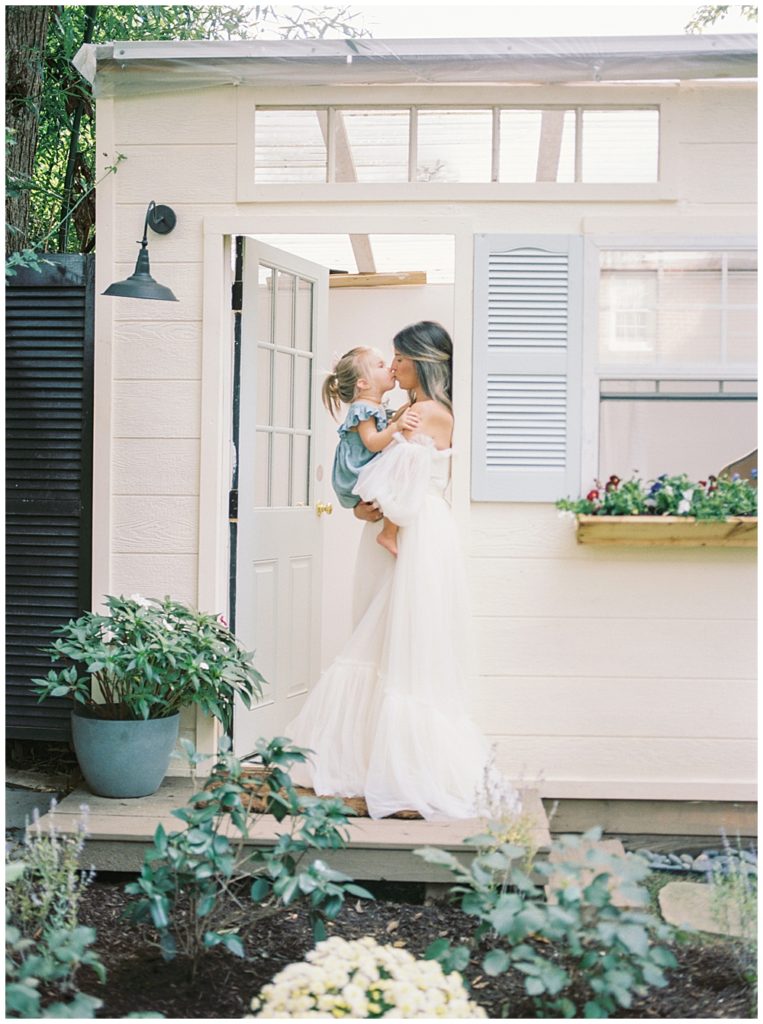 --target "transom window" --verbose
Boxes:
[253,105,659,184]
